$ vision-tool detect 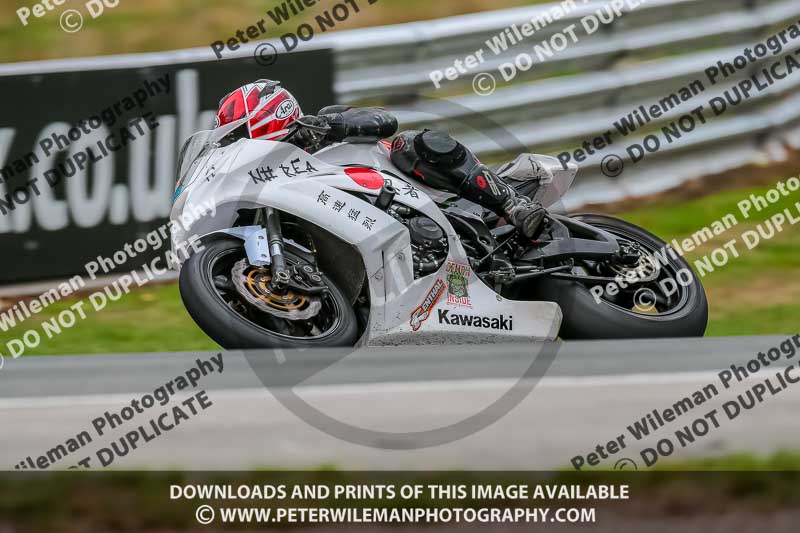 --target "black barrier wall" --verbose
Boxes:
[0,50,334,283]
